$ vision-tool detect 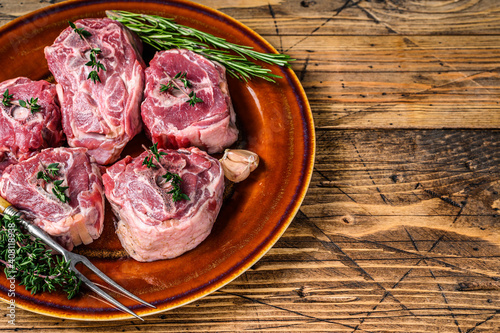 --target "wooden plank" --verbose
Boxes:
[10,129,498,333]
[286,35,500,129]
[4,0,500,37]
[0,0,498,332]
